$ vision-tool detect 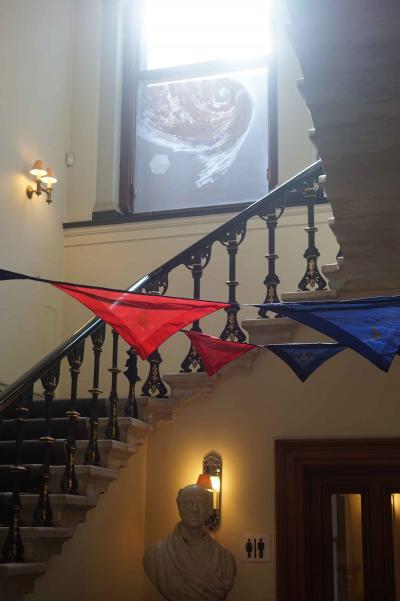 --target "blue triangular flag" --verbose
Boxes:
[257,297,400,371]
[0,268,31,281]
[265,343,346,381]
